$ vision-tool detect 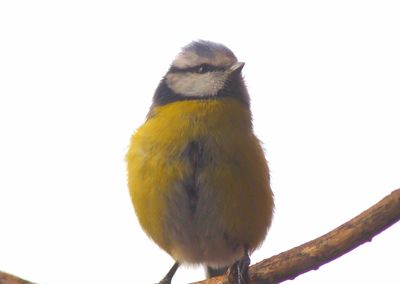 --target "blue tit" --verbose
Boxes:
[126,40,274,284]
